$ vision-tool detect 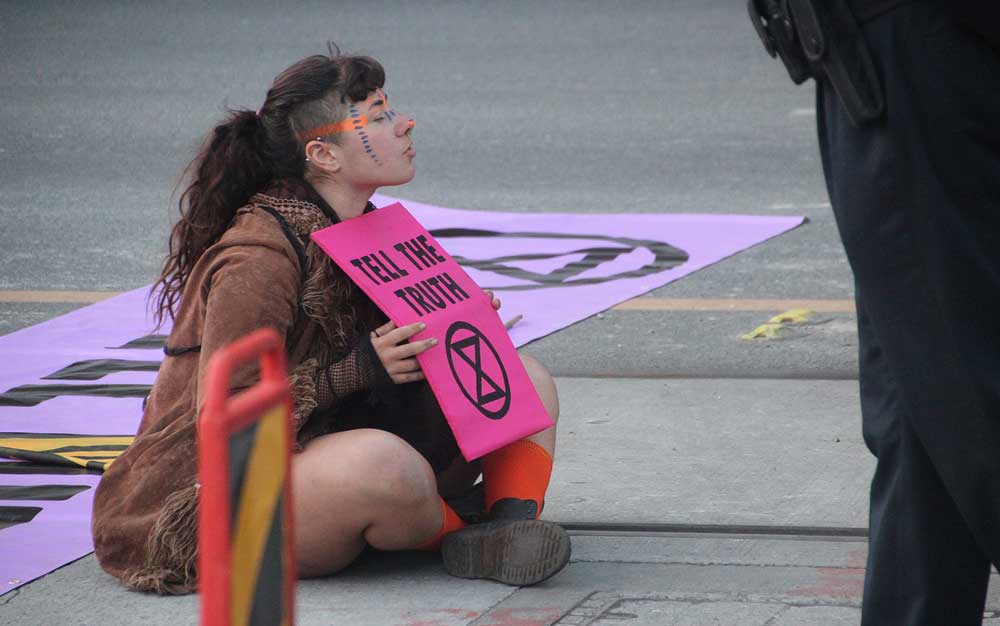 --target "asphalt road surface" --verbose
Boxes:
[0,0,855,379]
